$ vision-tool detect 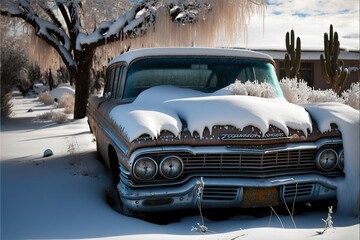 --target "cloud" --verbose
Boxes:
[241,0,359,50]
